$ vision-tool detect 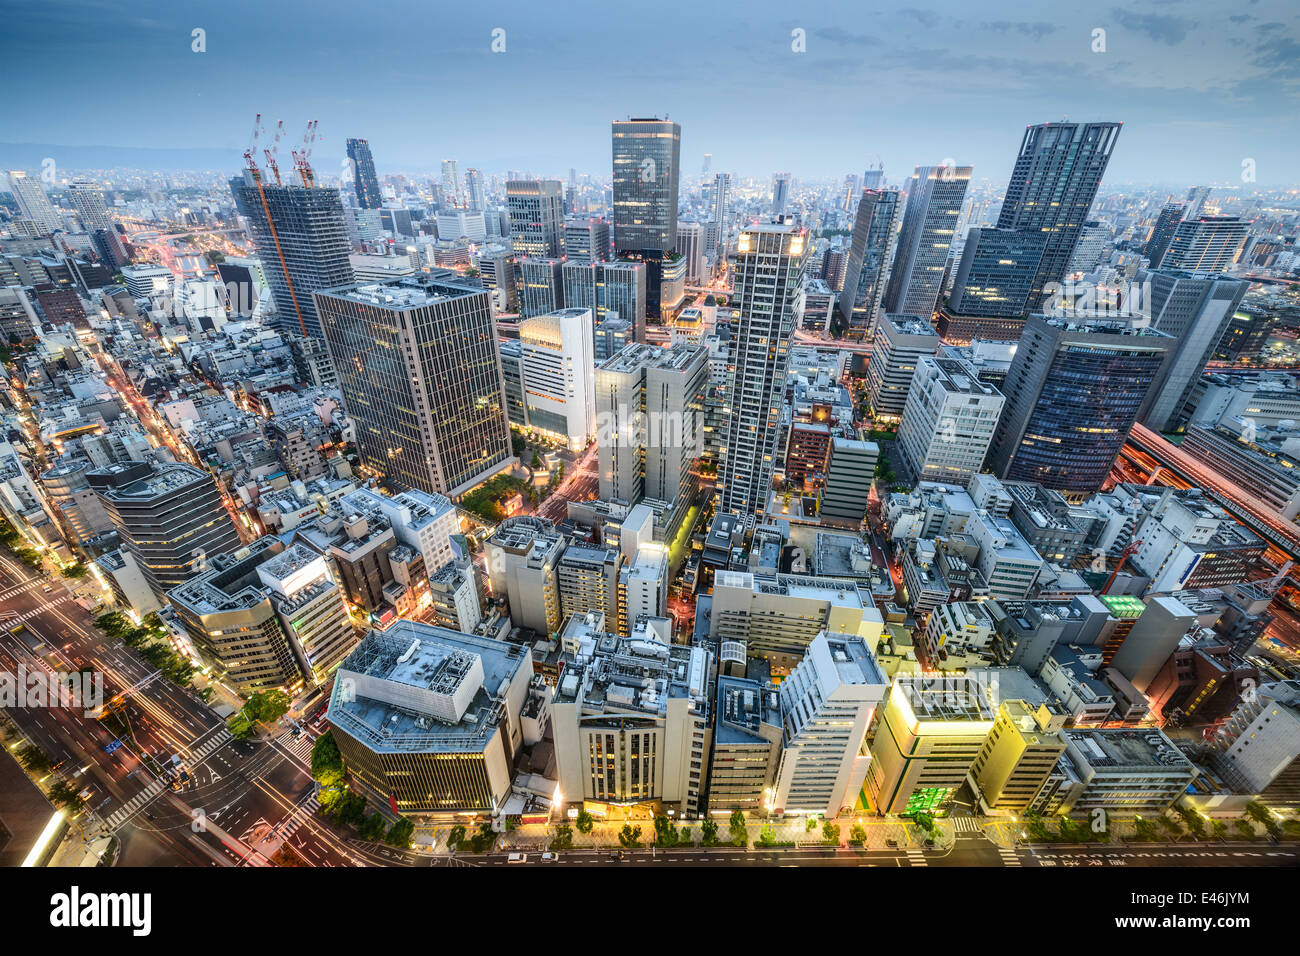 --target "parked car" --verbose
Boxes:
[507,852,527,864]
